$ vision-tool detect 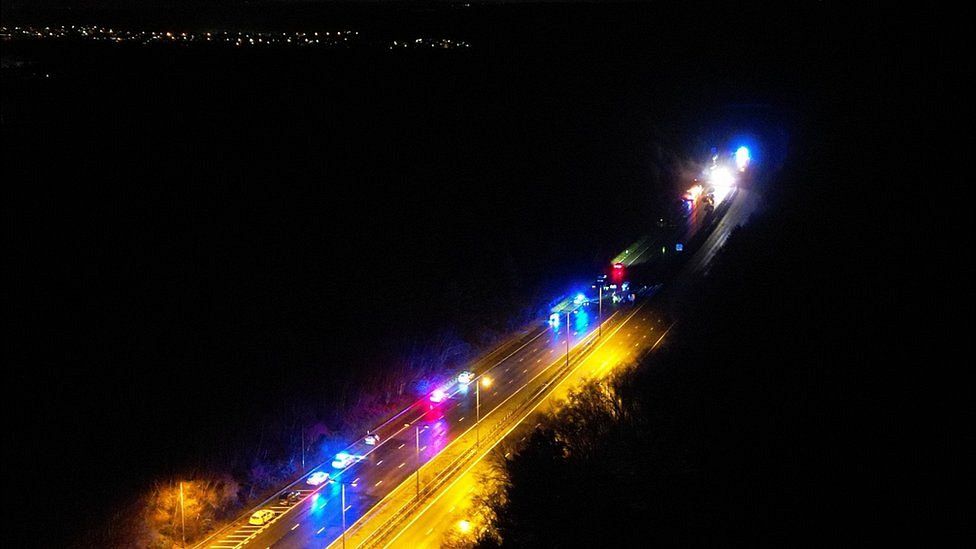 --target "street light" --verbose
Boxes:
[179,482,186,548]
[476,376,492,445]
[566,311,571,369]
[341,483,347,549]
[598,284,603,338]
[415,426,421,497]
